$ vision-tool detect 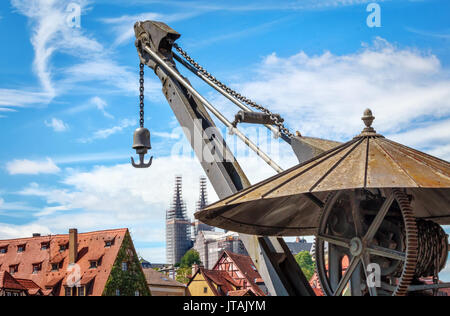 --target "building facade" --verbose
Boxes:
[213,251,268,296]
[193,177,215,237]
[166,176,192,265]
[286,237,313,256]
[0,228,150,296]
[187,251,267,296]
[143,268,187,296]
[0,271,30,296]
